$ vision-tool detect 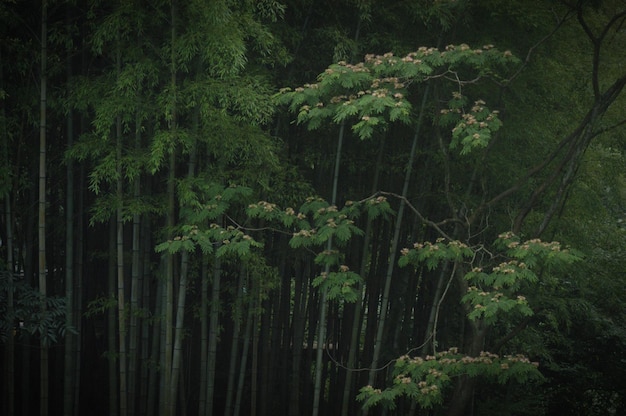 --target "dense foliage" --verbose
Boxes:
[1,1,625,416]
